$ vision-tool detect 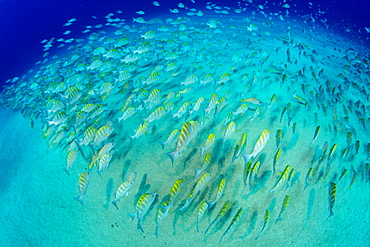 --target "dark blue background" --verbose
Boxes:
[0,0,369,86]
